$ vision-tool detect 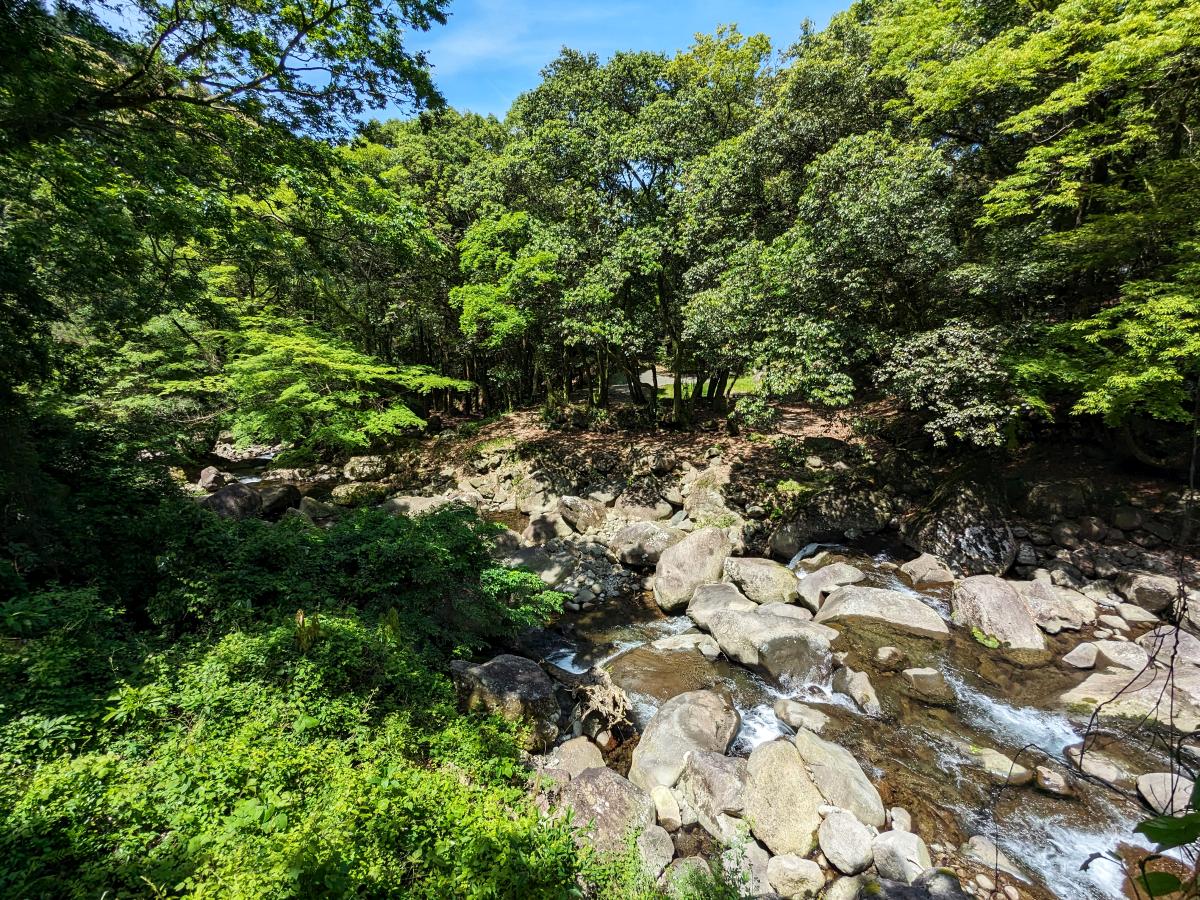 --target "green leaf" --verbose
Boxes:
[1135,812,1200,849]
